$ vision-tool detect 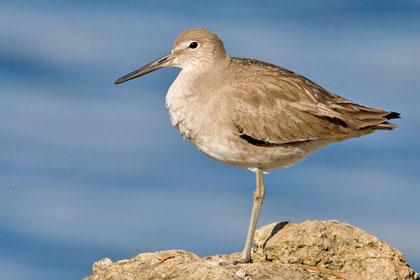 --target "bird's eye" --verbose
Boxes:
[189,42,198,49]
